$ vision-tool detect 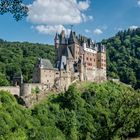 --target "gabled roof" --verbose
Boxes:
[63,46,73,59]
[69,31,77,44]
[39,59,53,69]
